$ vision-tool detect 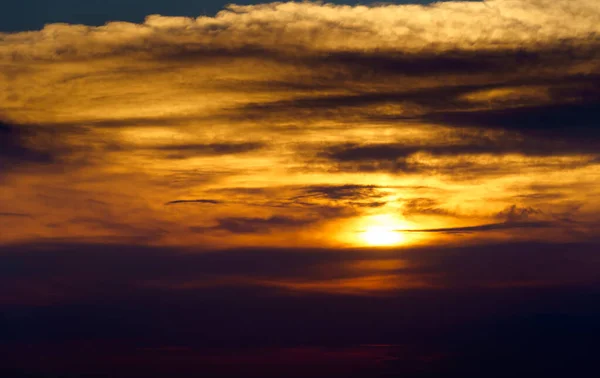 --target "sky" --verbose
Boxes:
[1,1,600,377]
